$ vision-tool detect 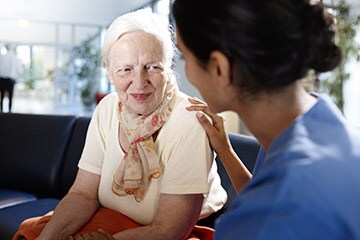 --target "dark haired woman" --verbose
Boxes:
[173,0,360,239]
